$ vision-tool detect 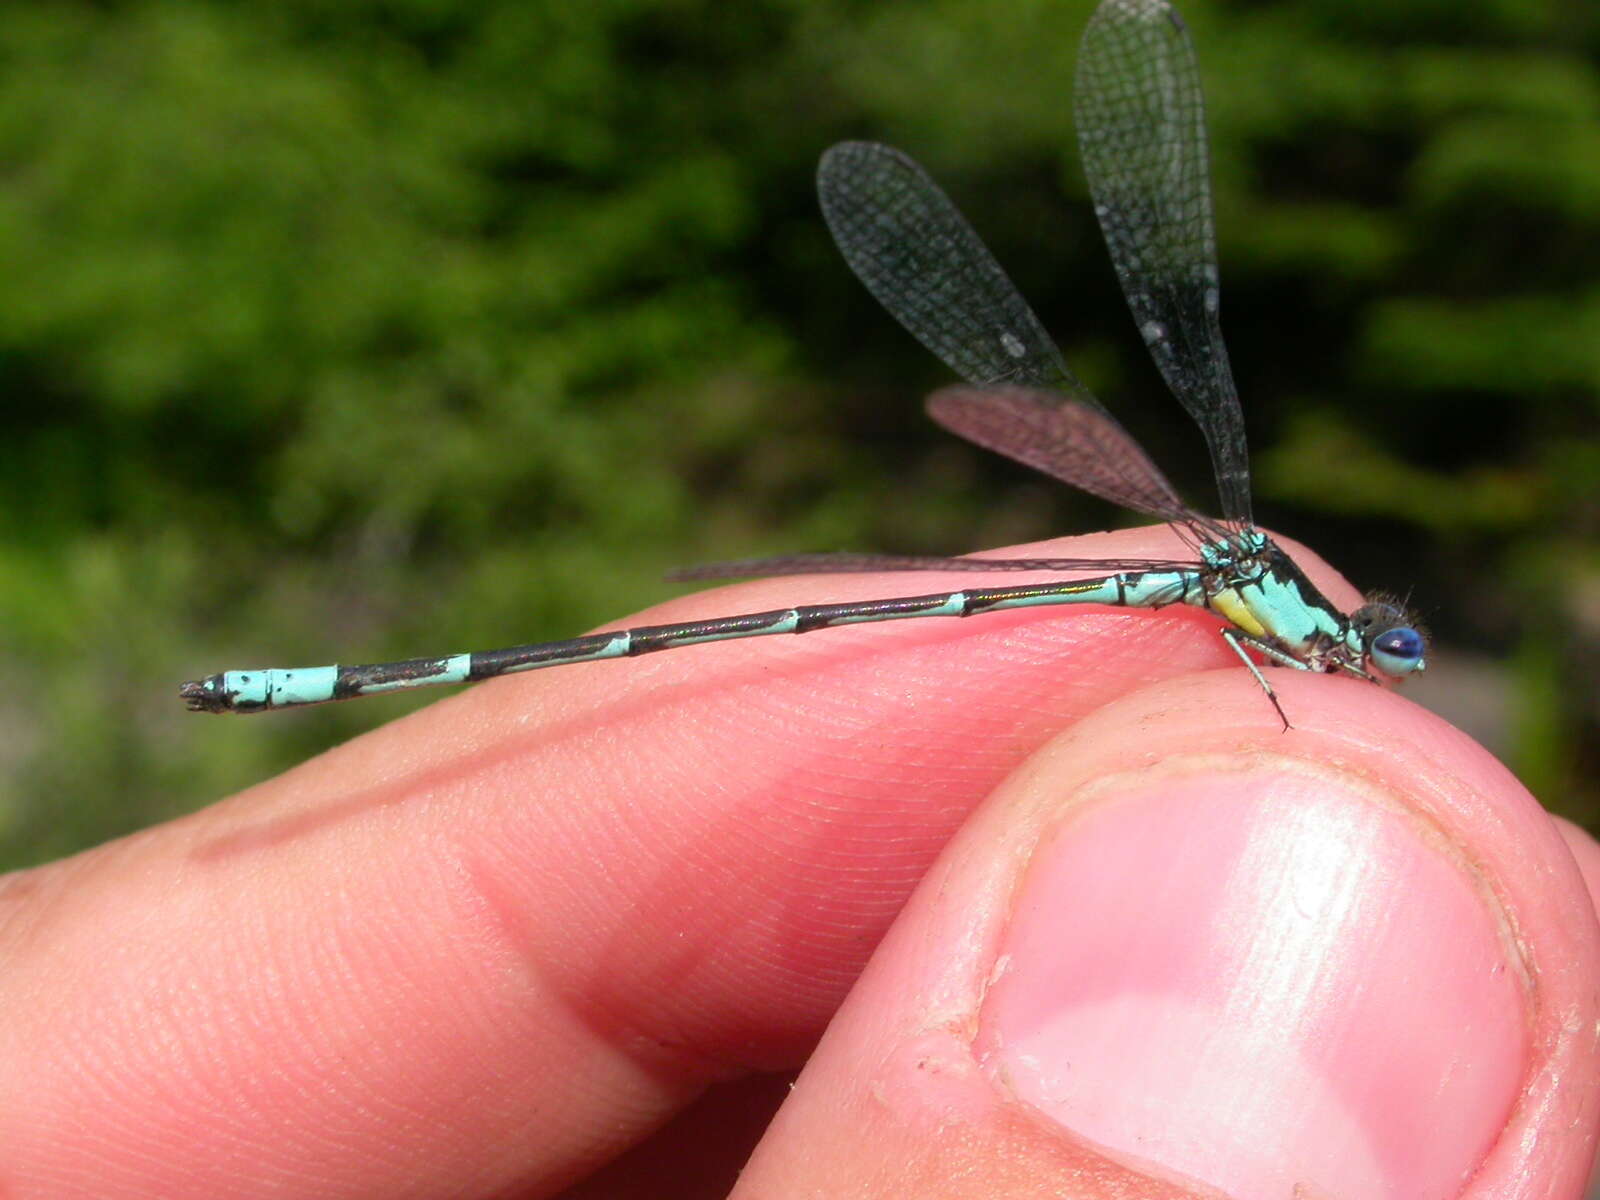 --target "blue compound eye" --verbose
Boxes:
[1370,626,1425,677]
